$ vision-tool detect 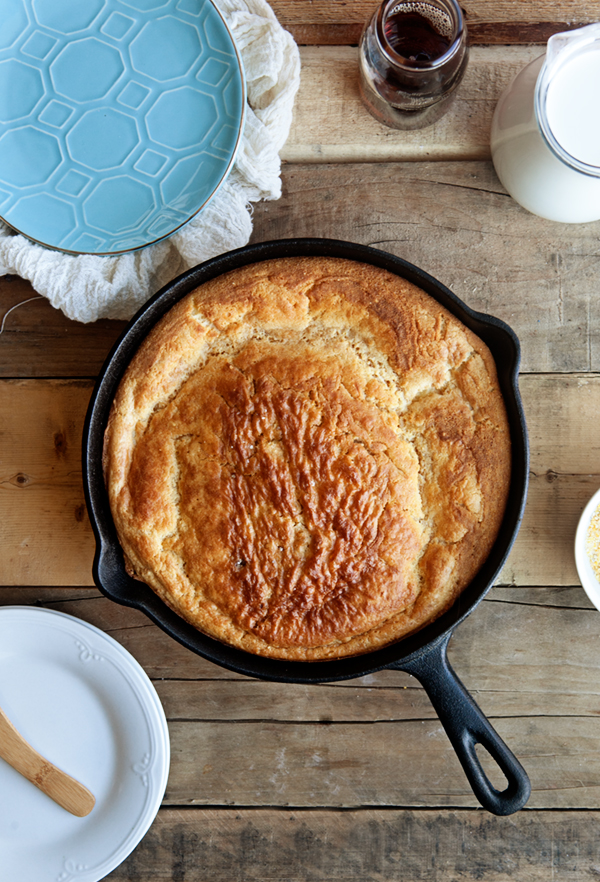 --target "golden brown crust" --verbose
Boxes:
[103,257,511,659]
